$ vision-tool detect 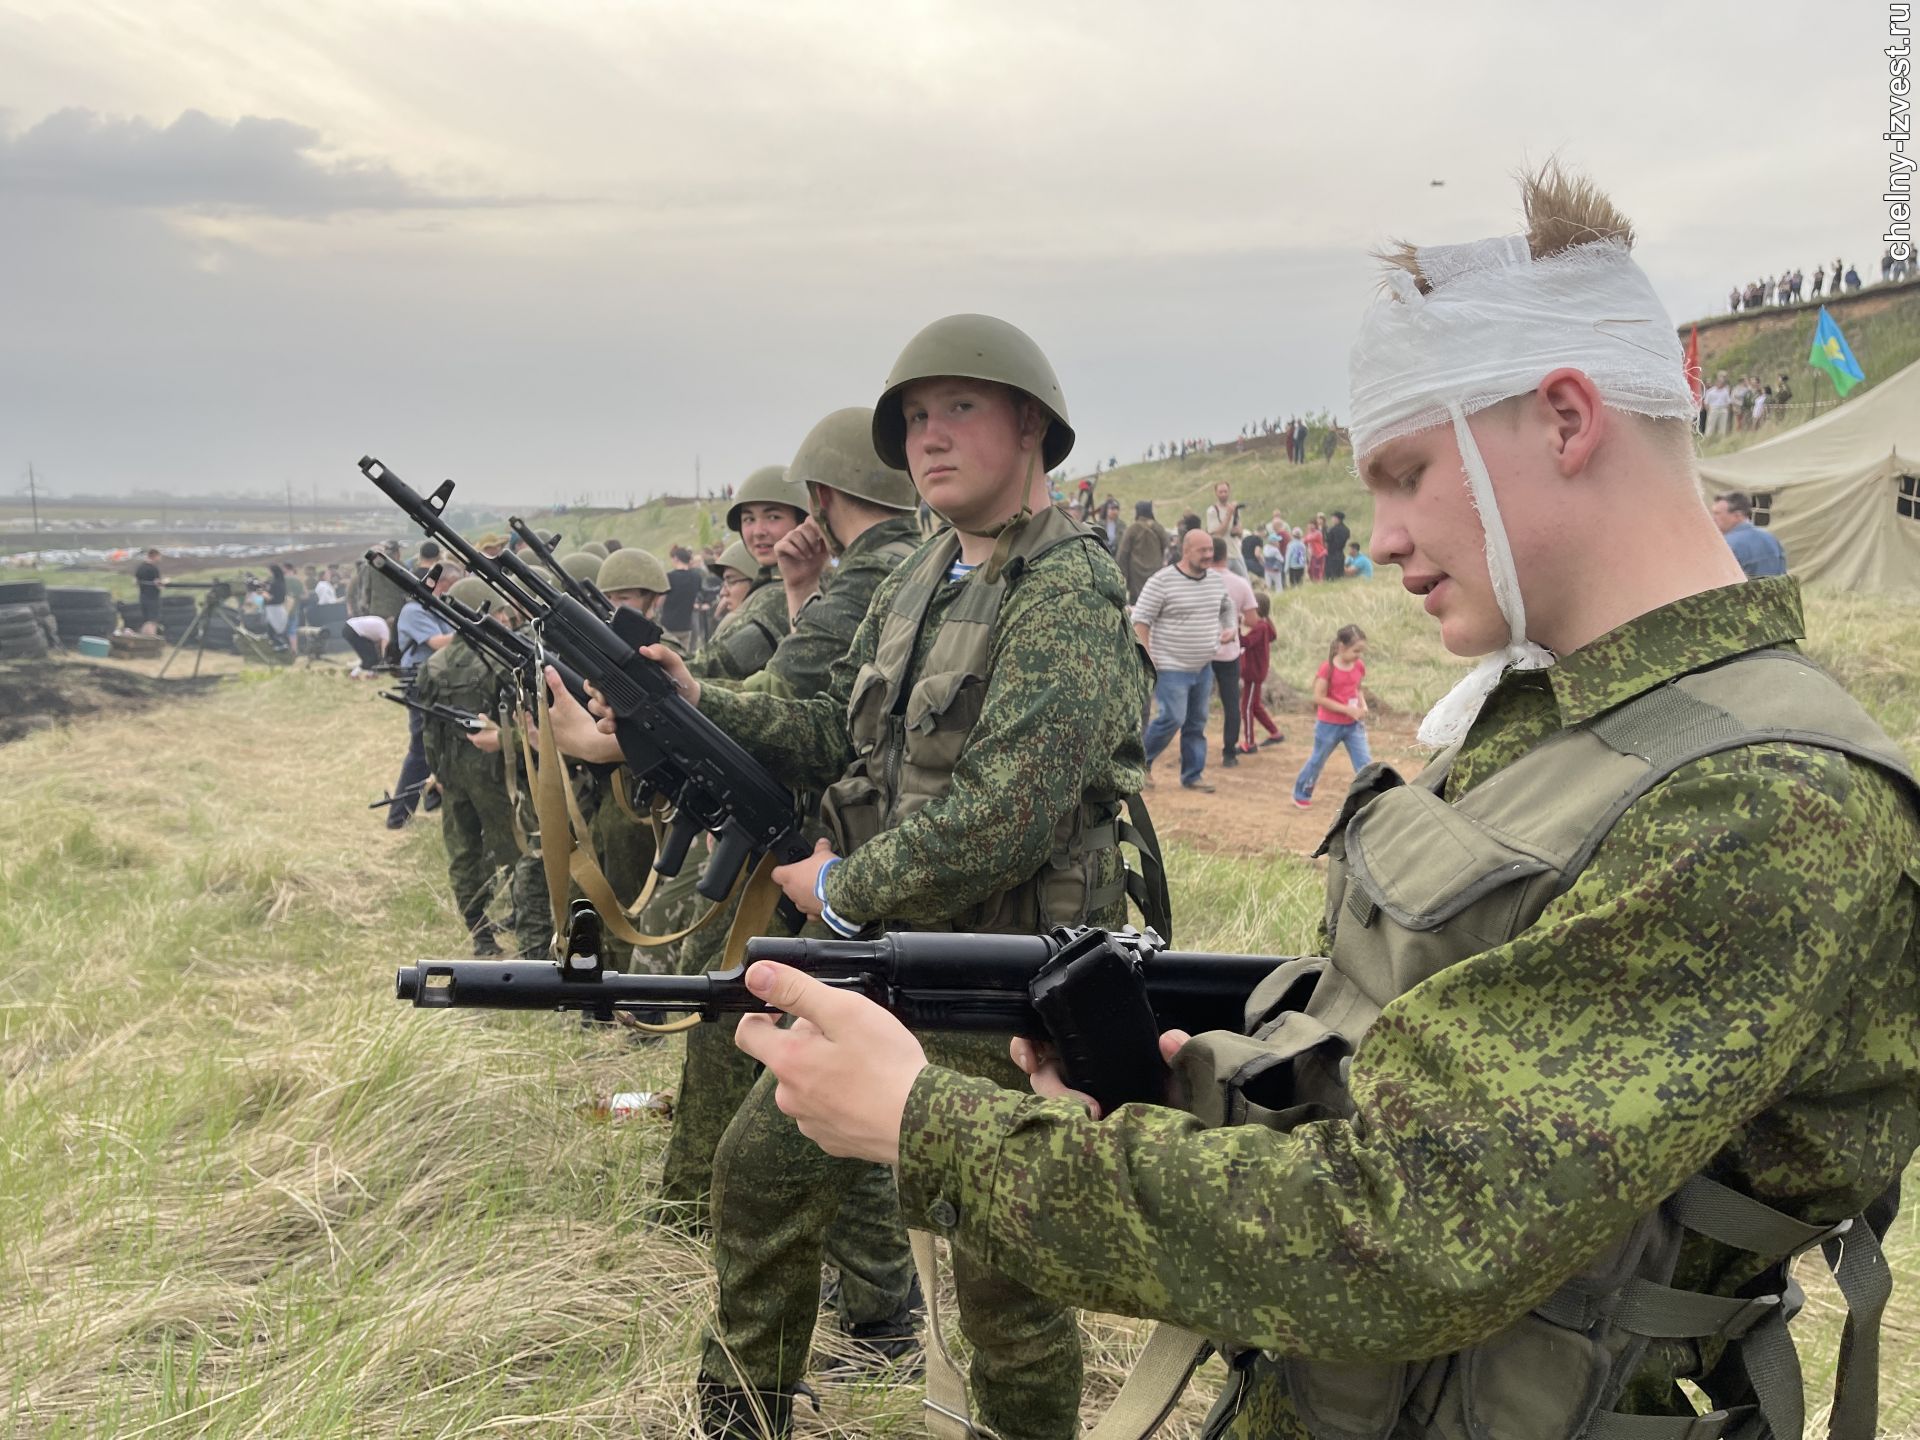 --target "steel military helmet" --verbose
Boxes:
[789,407,916,513]
[449,576,495,611]
[725,465,809,534]
[598,546,669,595]
[871,314,1074,473]
[557,551,603,585]
[710,539,757,579]
[579,540,610,560]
